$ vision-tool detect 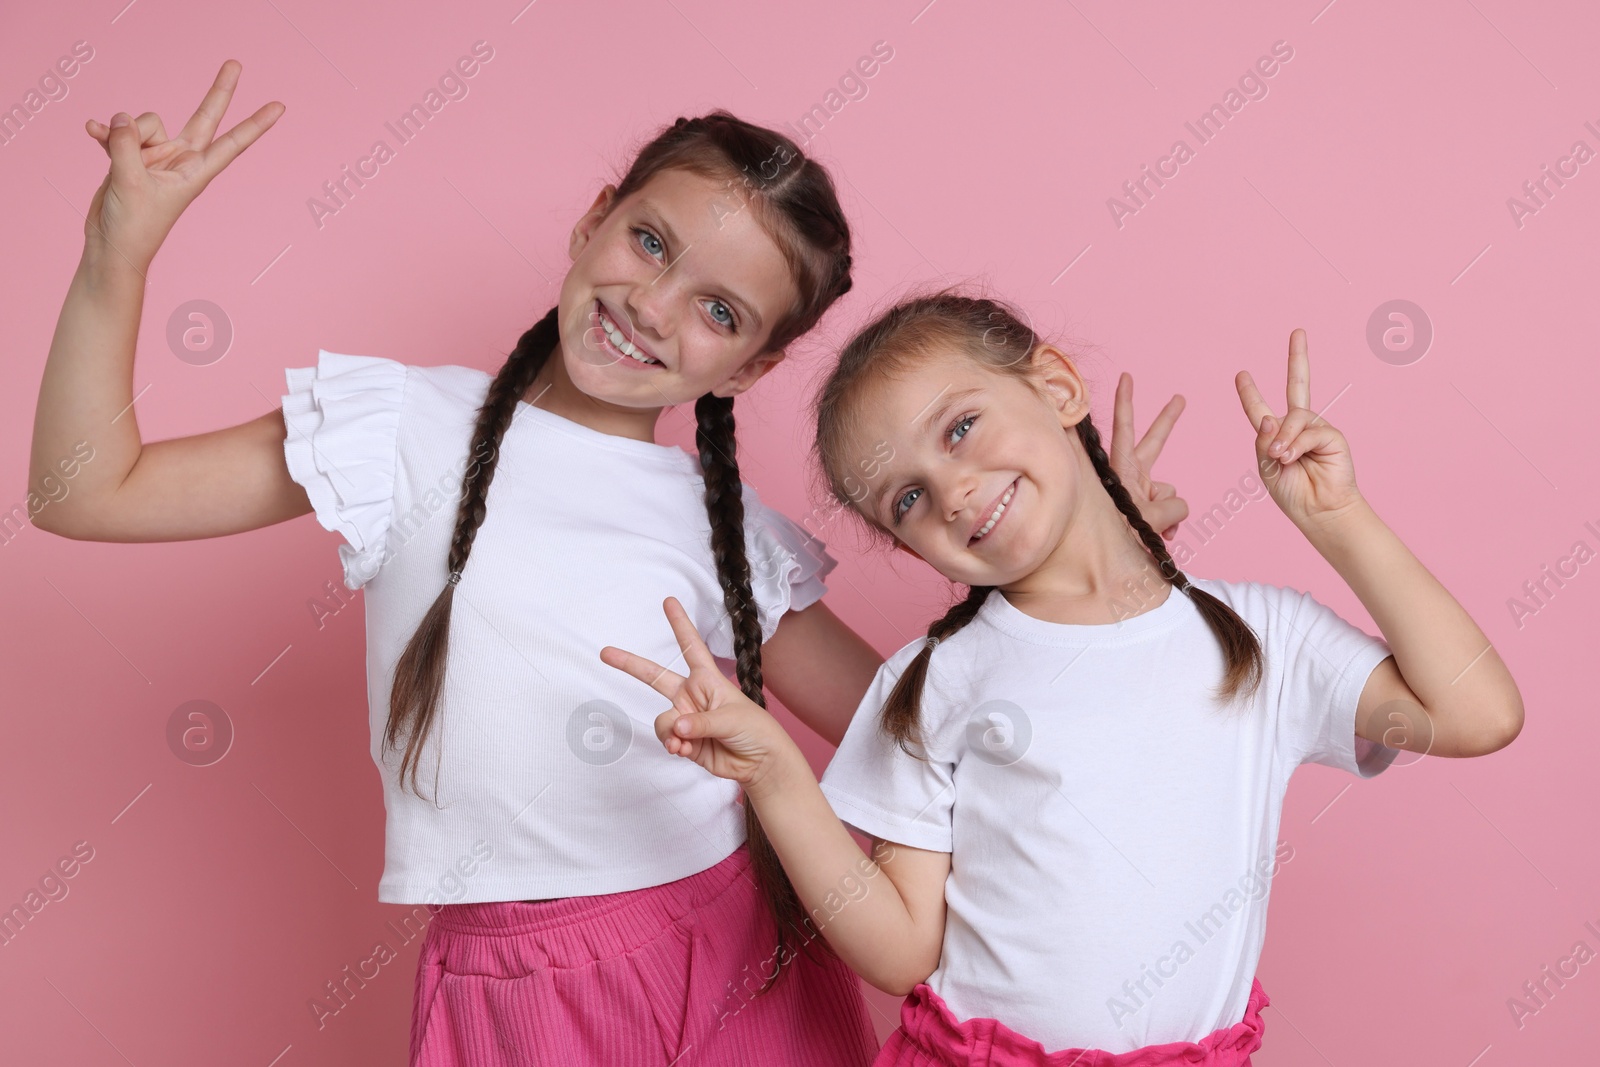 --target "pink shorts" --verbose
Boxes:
[875,978,1270,1067]
[409,844,877,1066]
